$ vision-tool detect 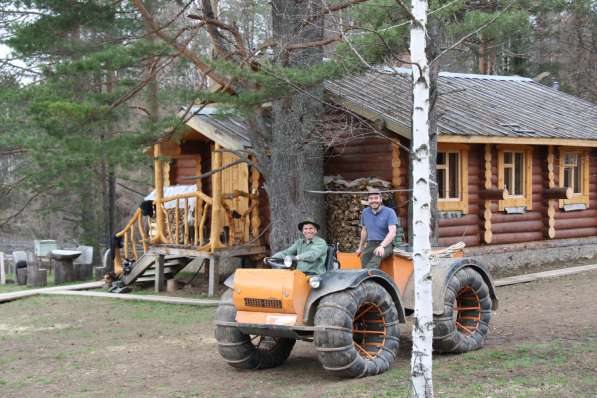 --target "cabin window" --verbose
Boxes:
[437,152,460,199]
[563,152,581,193]
[503,151,525,196]
[498,147,533,211]
[437,145,469,214]
[559,148,589,208]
